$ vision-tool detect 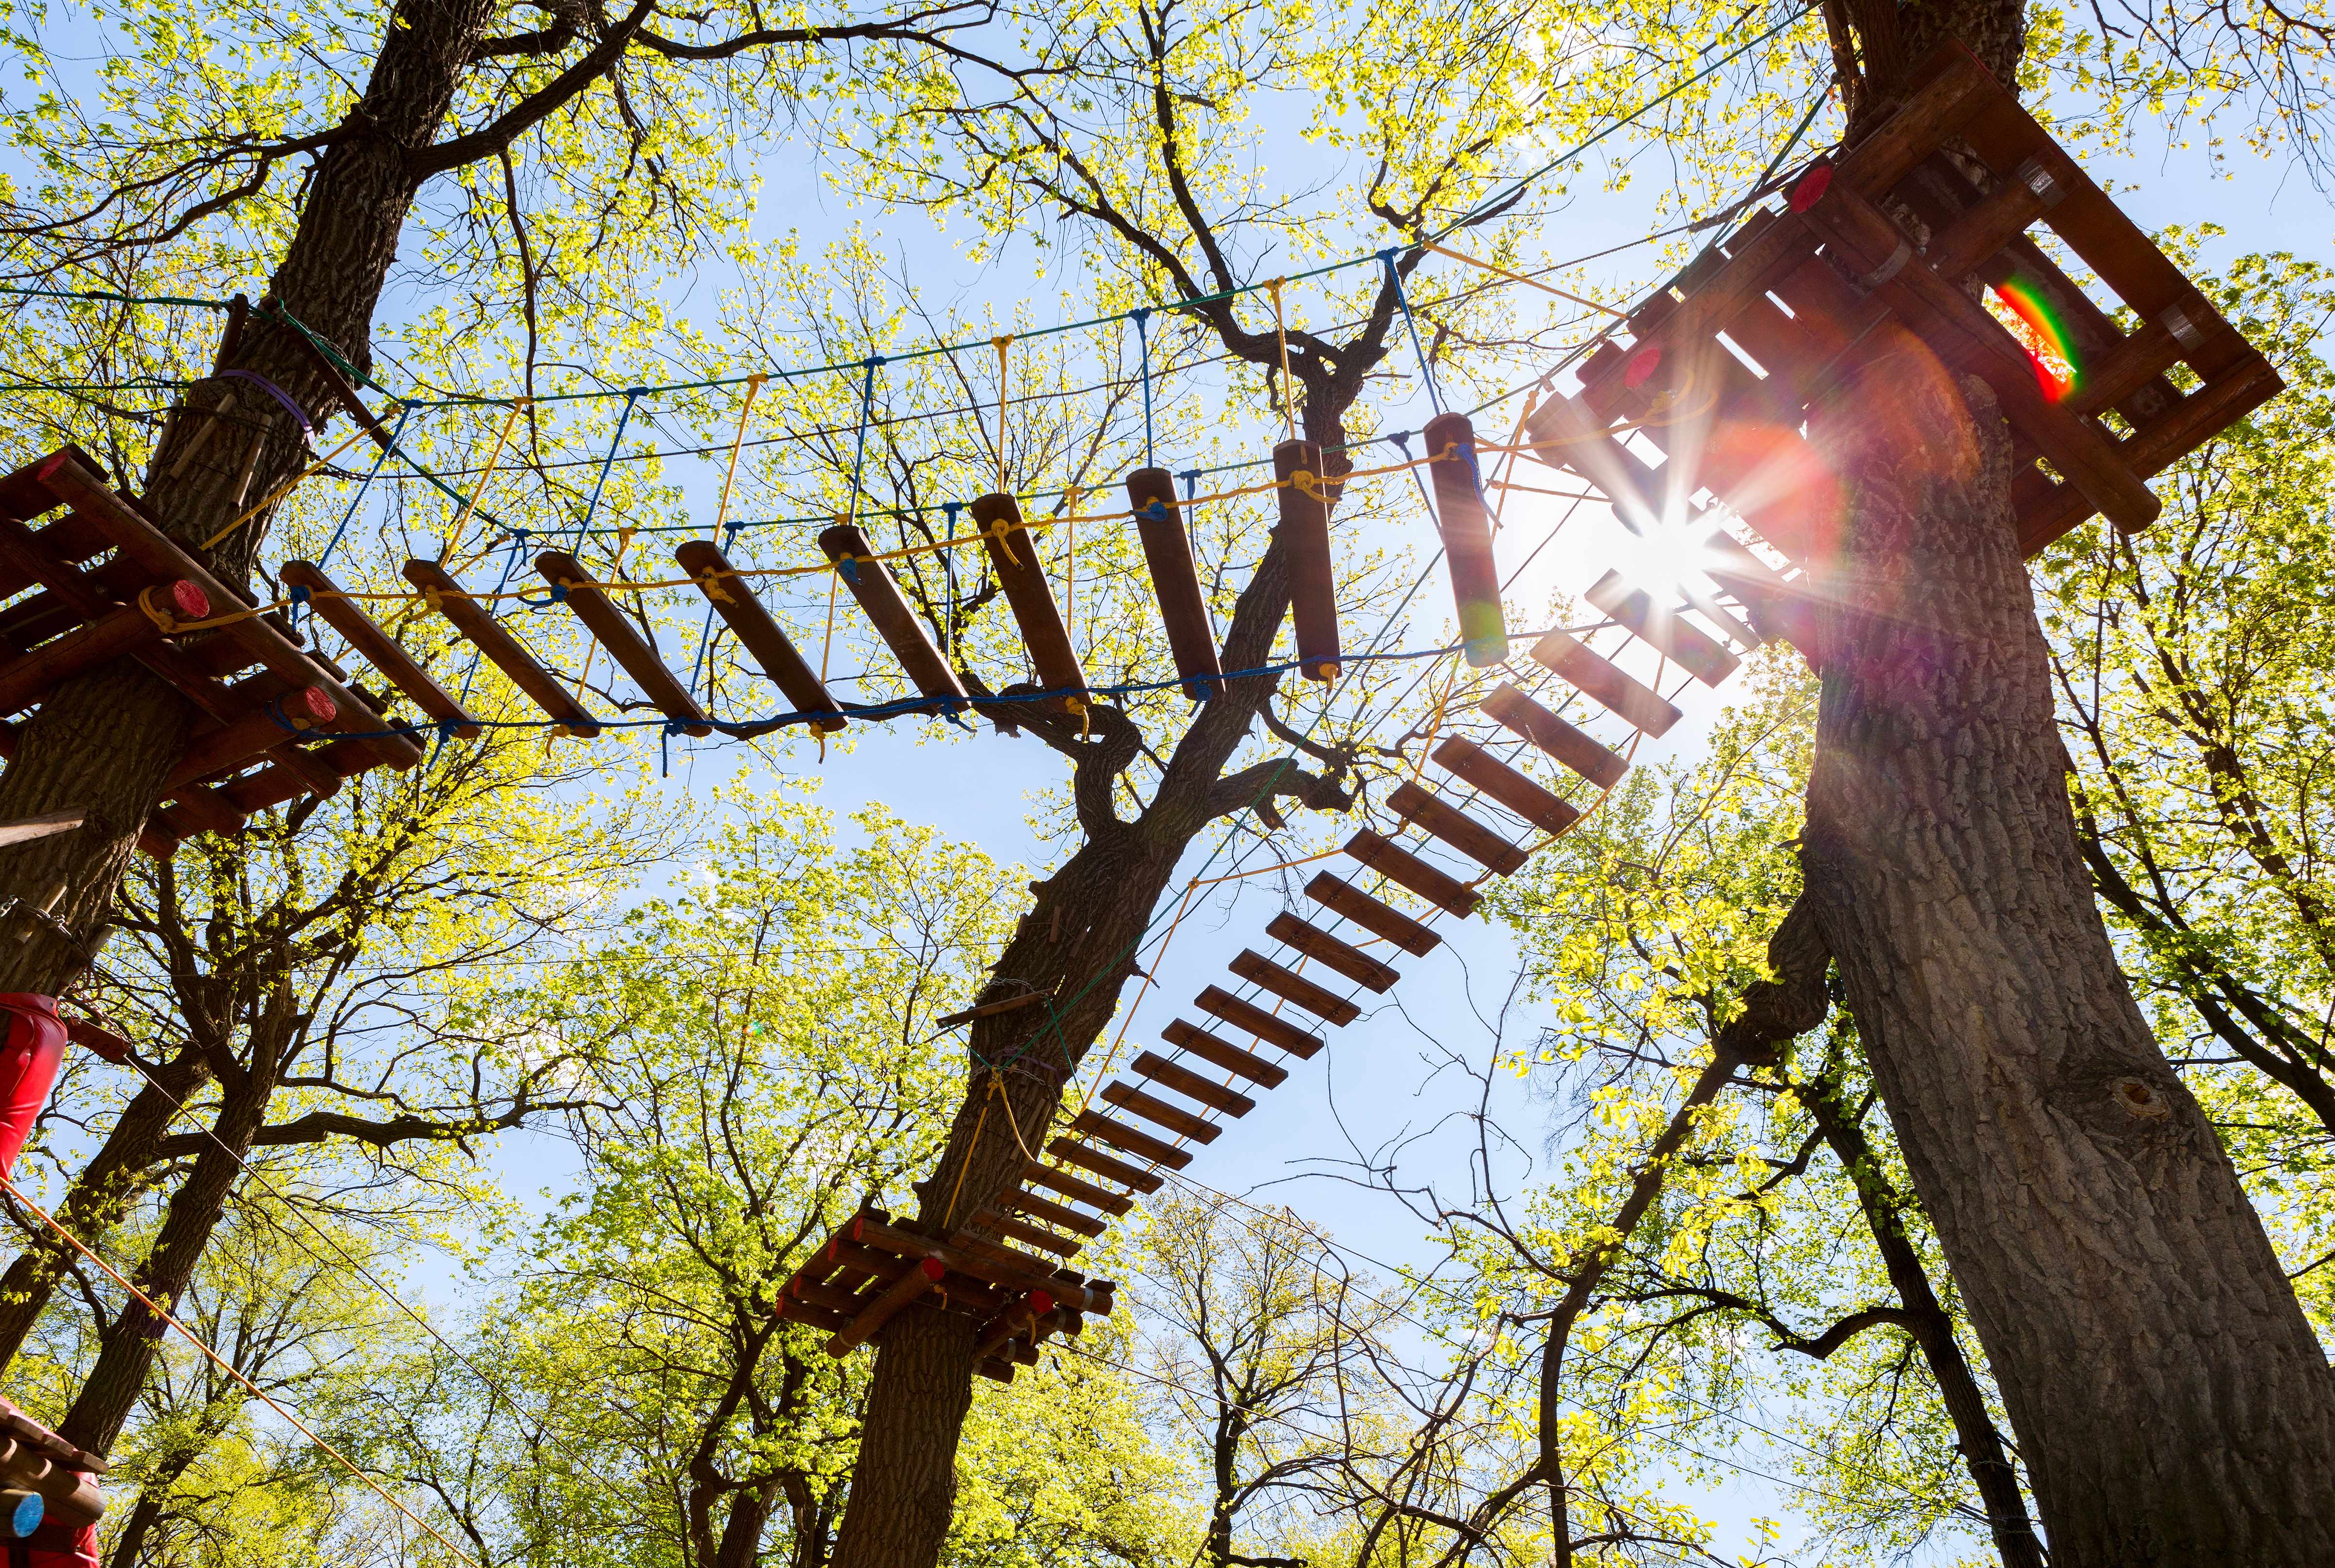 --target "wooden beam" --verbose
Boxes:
[1005,1188,1108,1238]
[1304,873,1443,955]
[1264,912,1398,992]
[1195,985,1326,1059]
[1100,1081,1221,1142]
[1067,1110,1193,1171]
[1227,949,1361,1025]
[534,549,711,735]
[825,1257,945,1355]
[1023,1161,1134,1216]
[980,1212,1083,1257]
[1478,683,1628,790]
[1047,1136,1168,1192]
[1386,781,1528,875]
[1430,738,1580,838]
[970,493,1090,711]
[1421,412,1507,666]
[1130,1051,1256,1117]
[164,685,336,791]
[1125,468,1224,700]
[33,452,423,769]
[1343,829,1481,918]
[816,522,970,714]
[0,585,206,717]
[1273,441,1340,681]
[673,540,844,732]
[401,559,600,736]
[280,561,481,738]
[1162,1018,1291,1087]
